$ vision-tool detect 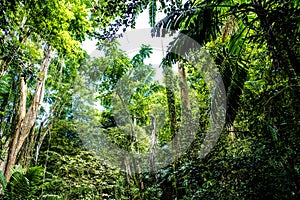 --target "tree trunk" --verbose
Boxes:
[163,66,178,150]
[178,62,191,112]
[163,65,179,199]
[149,114,157,174]
[1,46,53,180]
